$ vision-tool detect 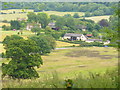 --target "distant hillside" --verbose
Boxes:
[2,2,117,16]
